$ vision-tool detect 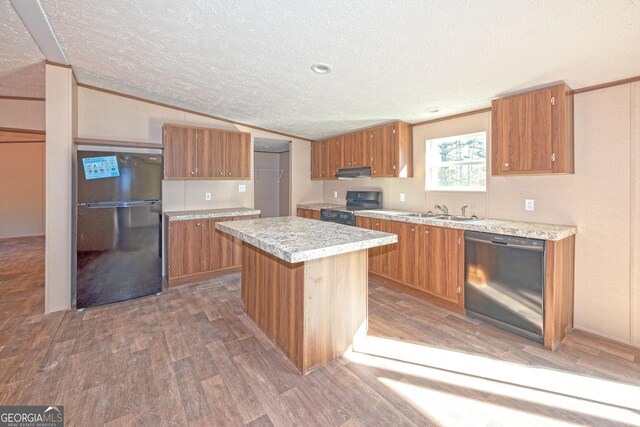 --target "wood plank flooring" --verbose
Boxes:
[1,236,640,426]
